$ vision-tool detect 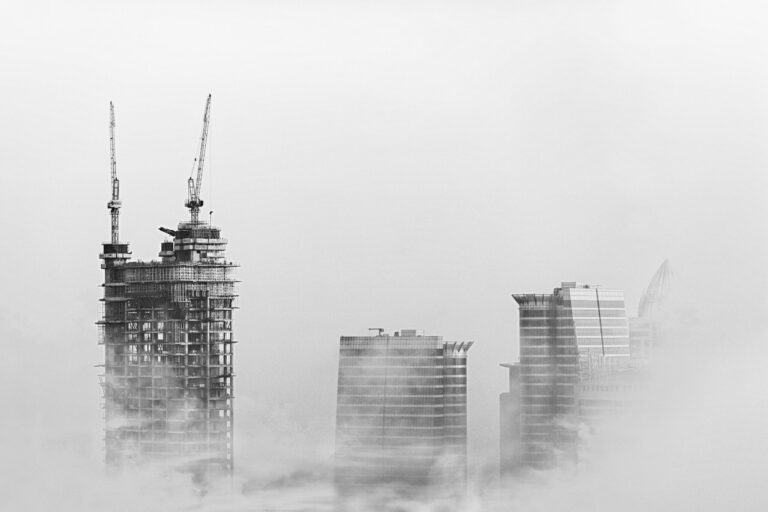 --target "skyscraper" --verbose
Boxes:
[501,282,630,471]
[334,329,472,495]
[630,260,673,365]
[98,97,236,473]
